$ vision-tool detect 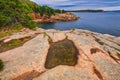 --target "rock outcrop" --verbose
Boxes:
[28,13,42,20]
[0,28,120,80]
[29,12,79,23]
